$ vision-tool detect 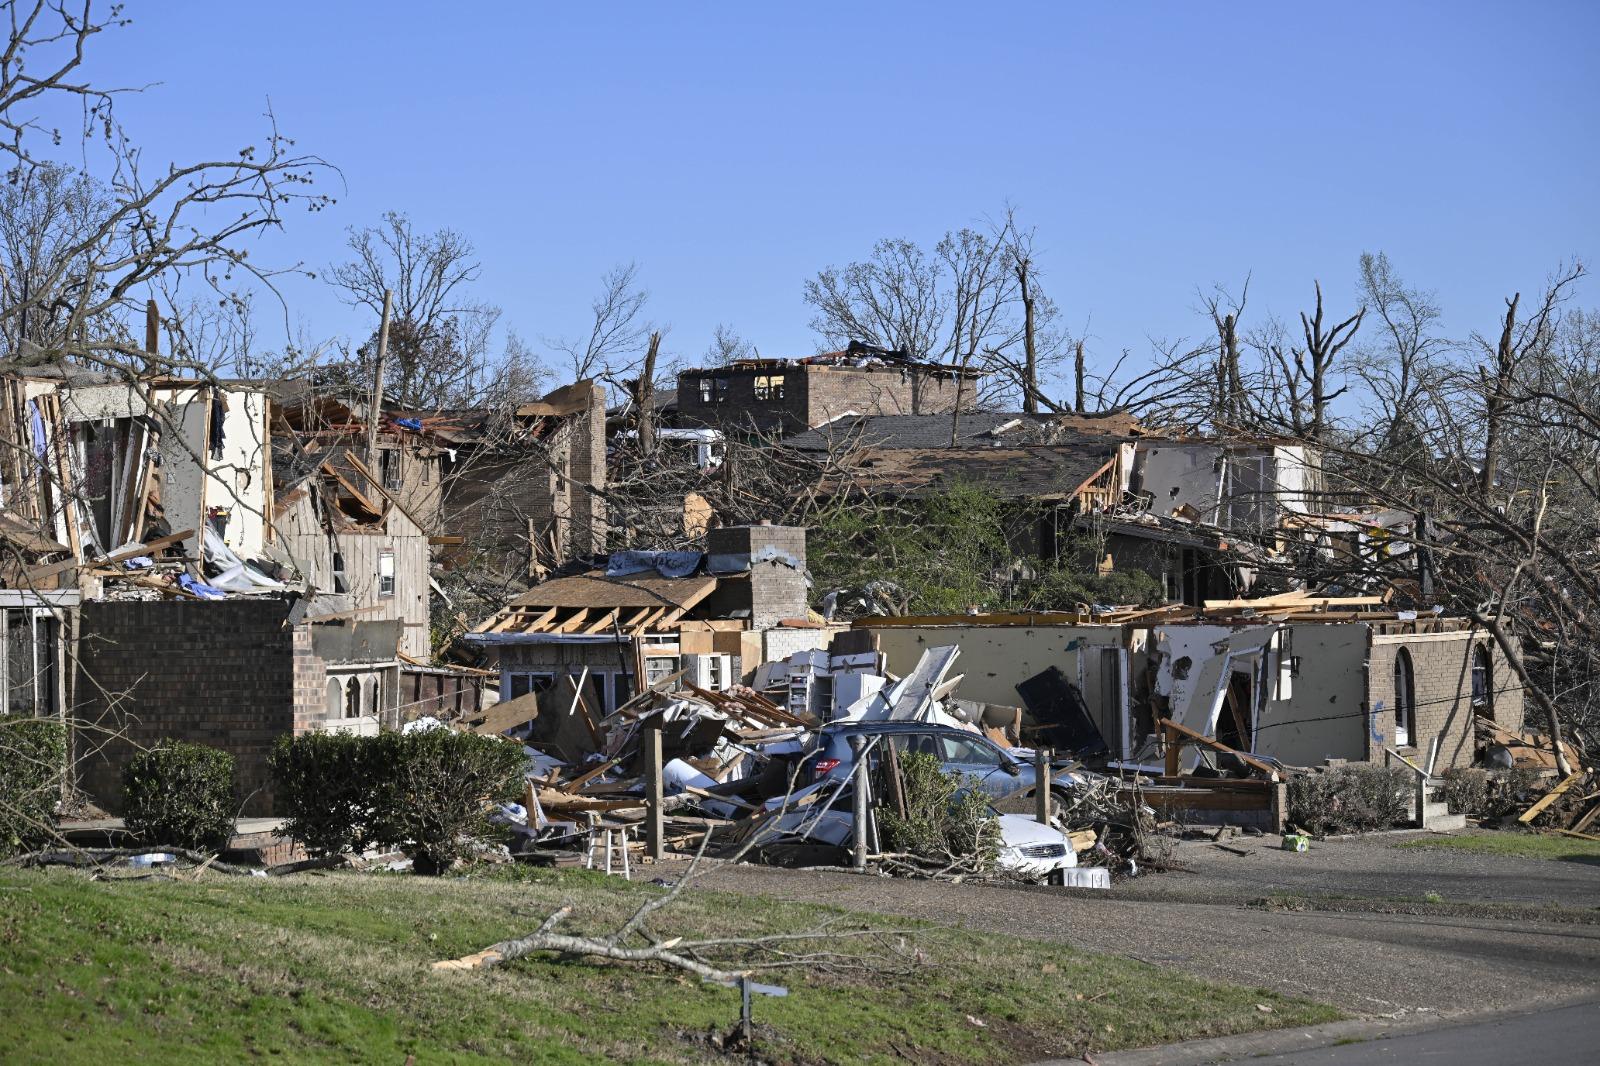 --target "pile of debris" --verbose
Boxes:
[458,642,1162,887]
